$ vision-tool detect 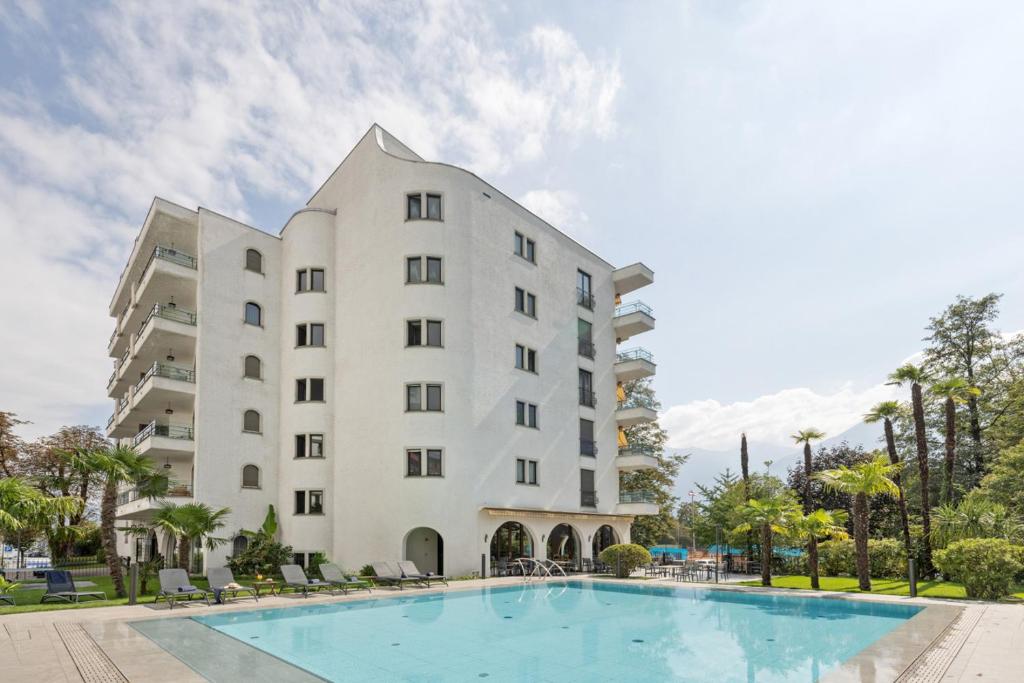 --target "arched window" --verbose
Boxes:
[244,302,262,326]
[232,535,249,557]
[243,355,262,379]
[245,249,263,273]
[241,464,260,489]
[243,410,261,433]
